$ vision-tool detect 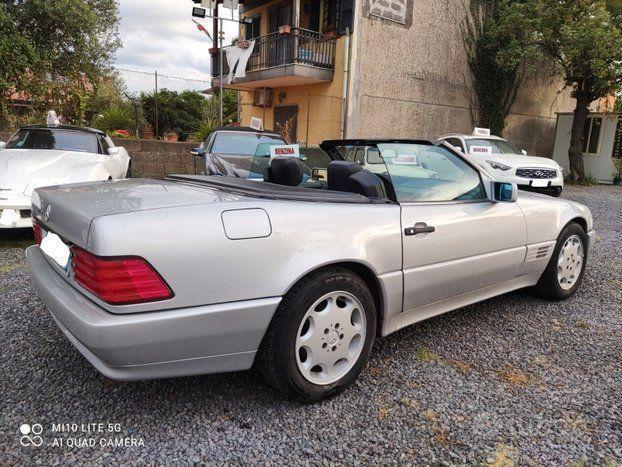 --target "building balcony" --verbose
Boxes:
[211,28,336,90]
